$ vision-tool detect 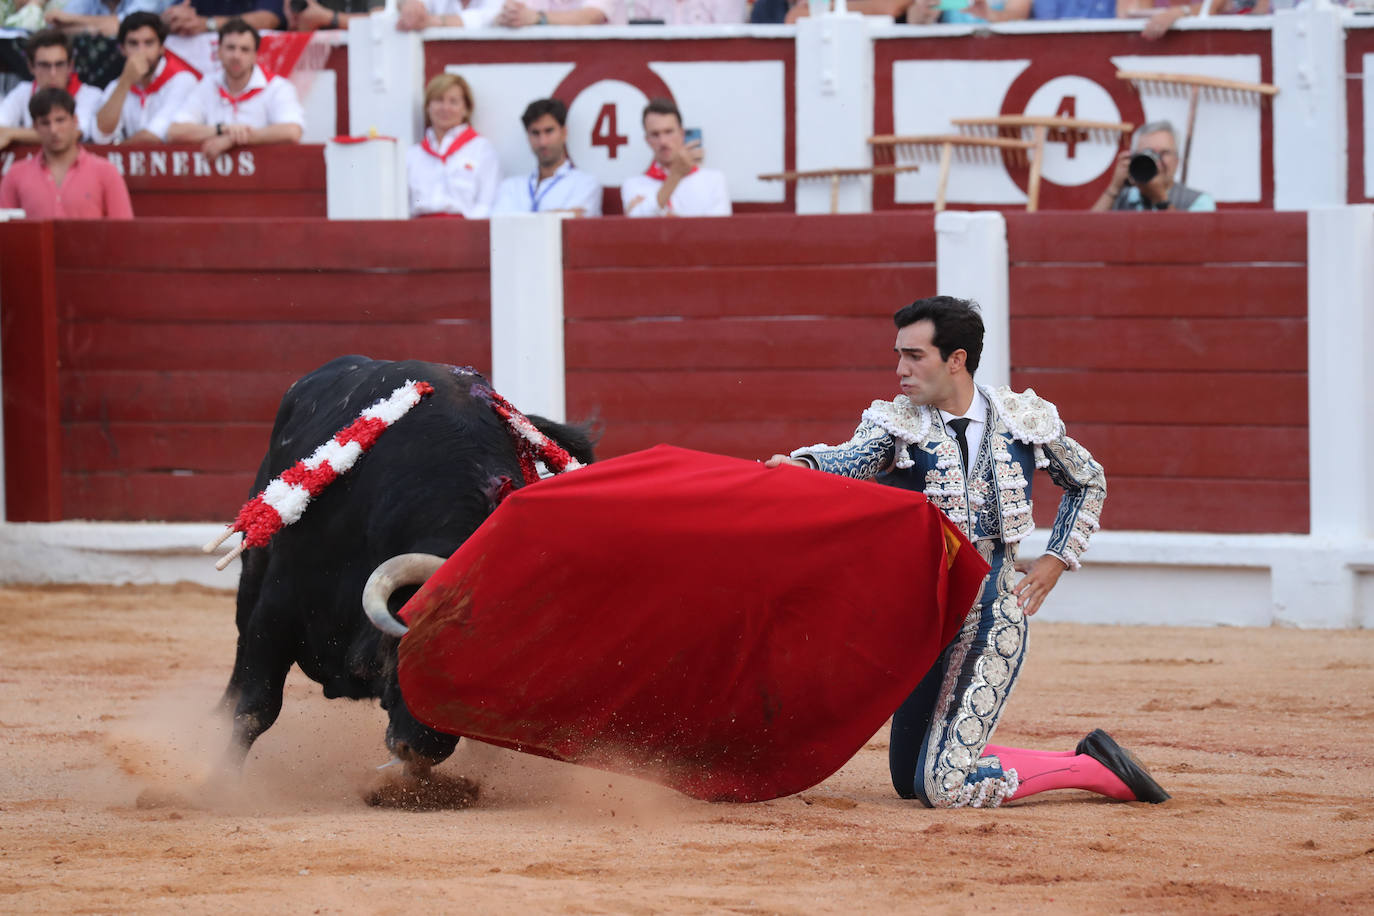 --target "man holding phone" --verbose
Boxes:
[621,97,731,218]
